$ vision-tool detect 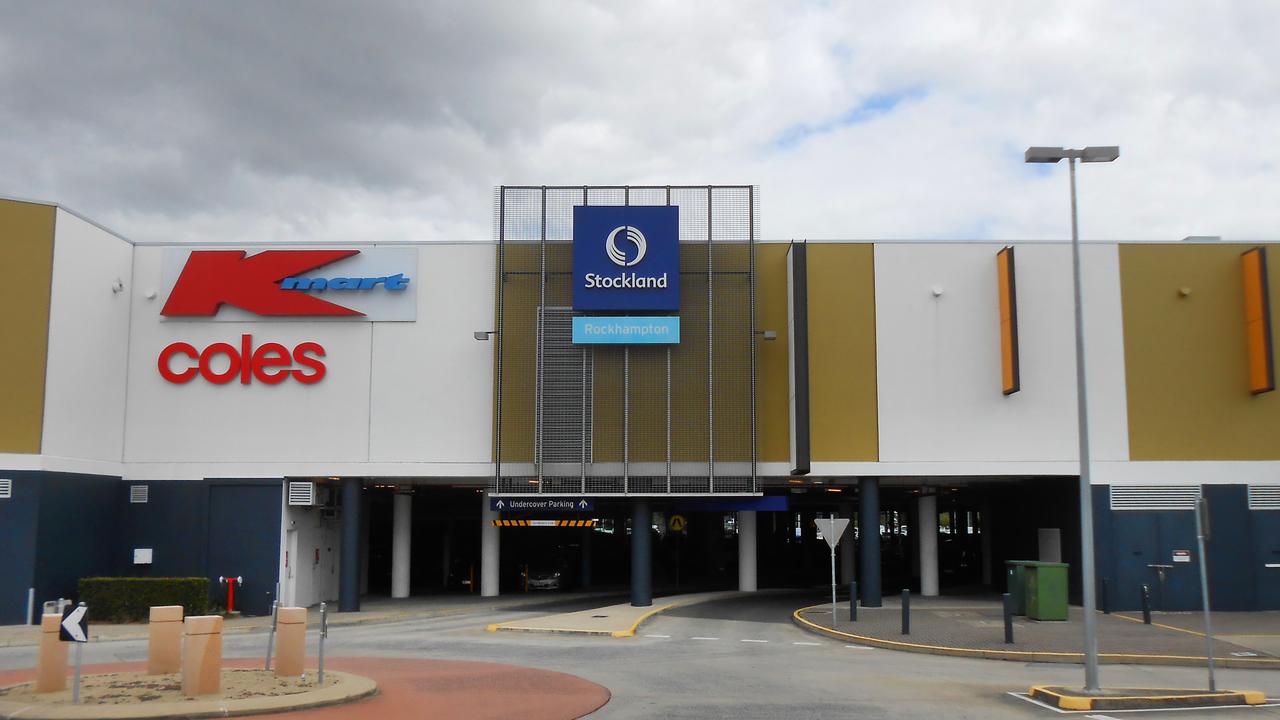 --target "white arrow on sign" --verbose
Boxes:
[62,605,88,642]
[496,500,505,510]
[814,518,850,550]
[578,499,588,509]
